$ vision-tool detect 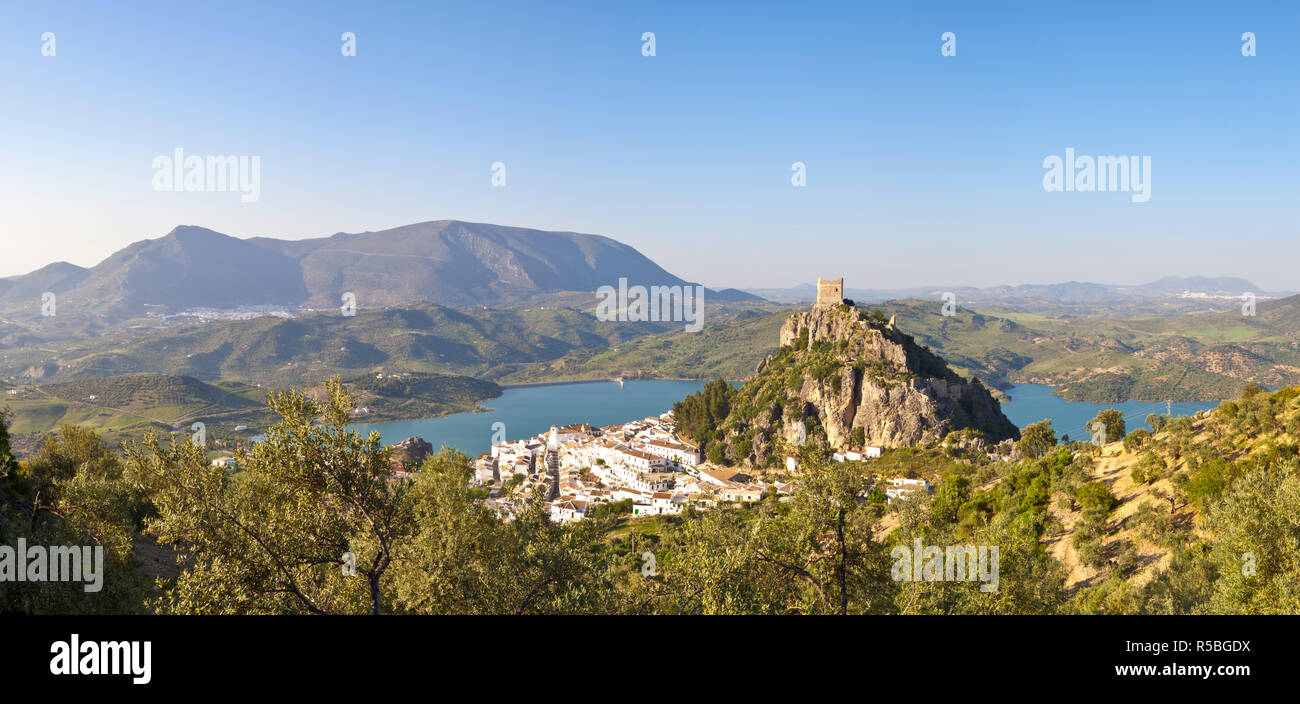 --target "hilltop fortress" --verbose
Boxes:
[708,279,1018,463]
[815,277,844,307]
